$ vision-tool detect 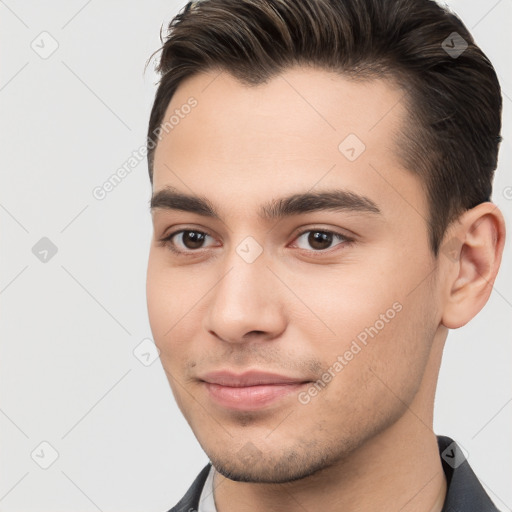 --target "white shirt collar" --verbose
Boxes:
[197,465,217,512]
